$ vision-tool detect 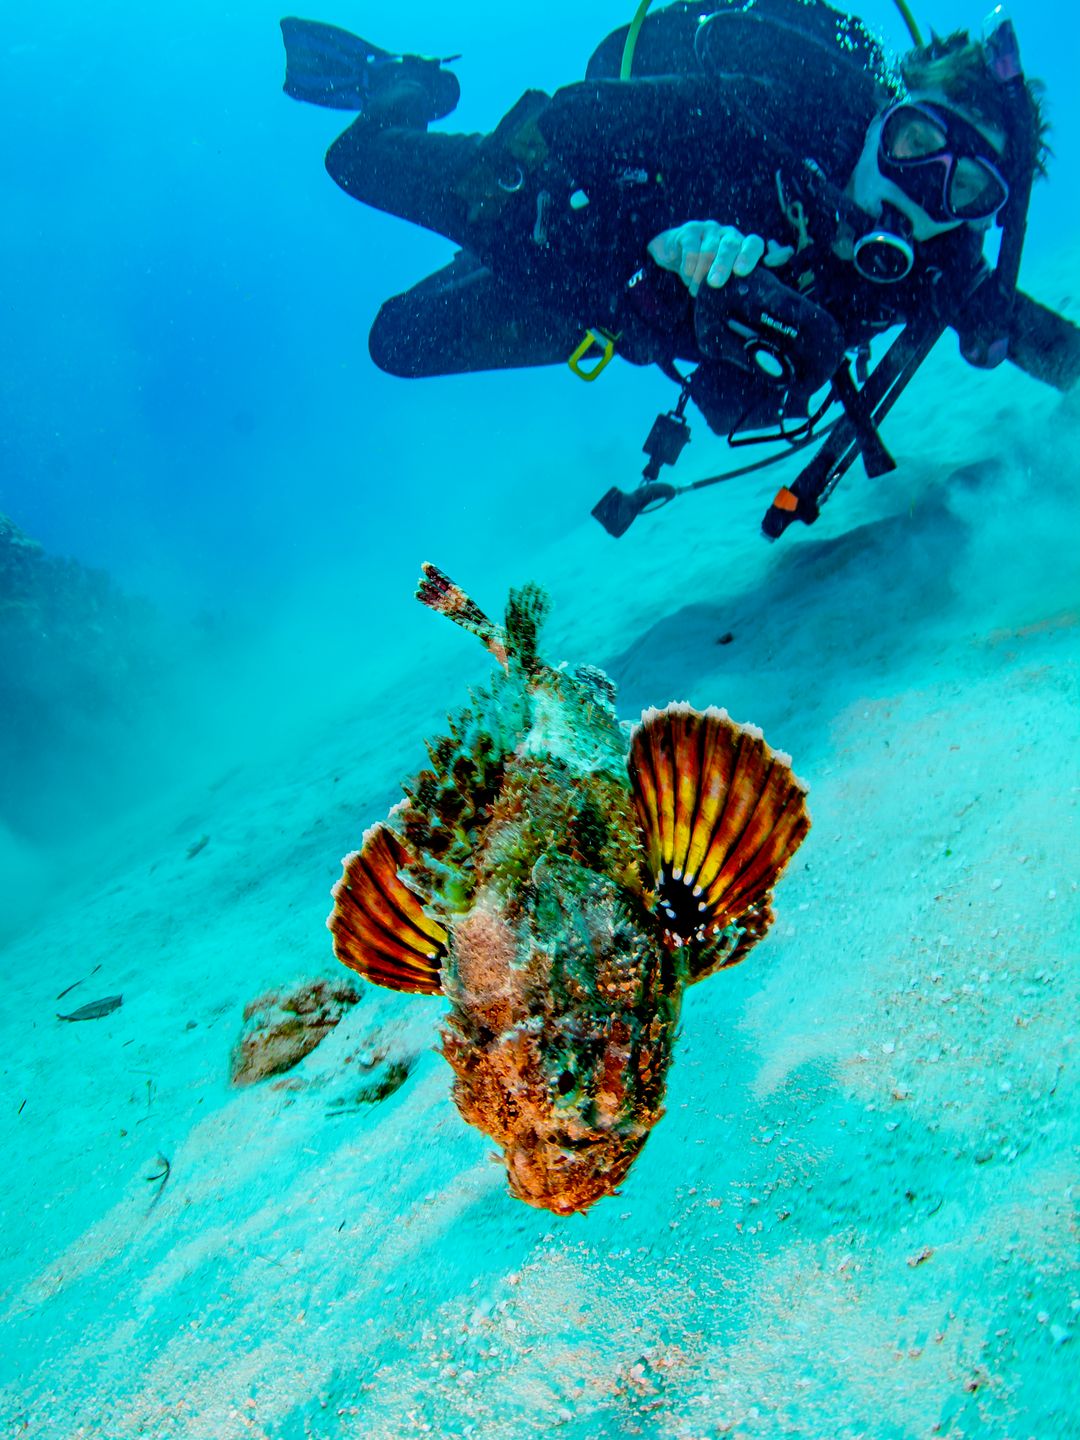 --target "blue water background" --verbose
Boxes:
[2,0,1073,619]
[0,0,1075,854]
[1,10,1078,1434]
